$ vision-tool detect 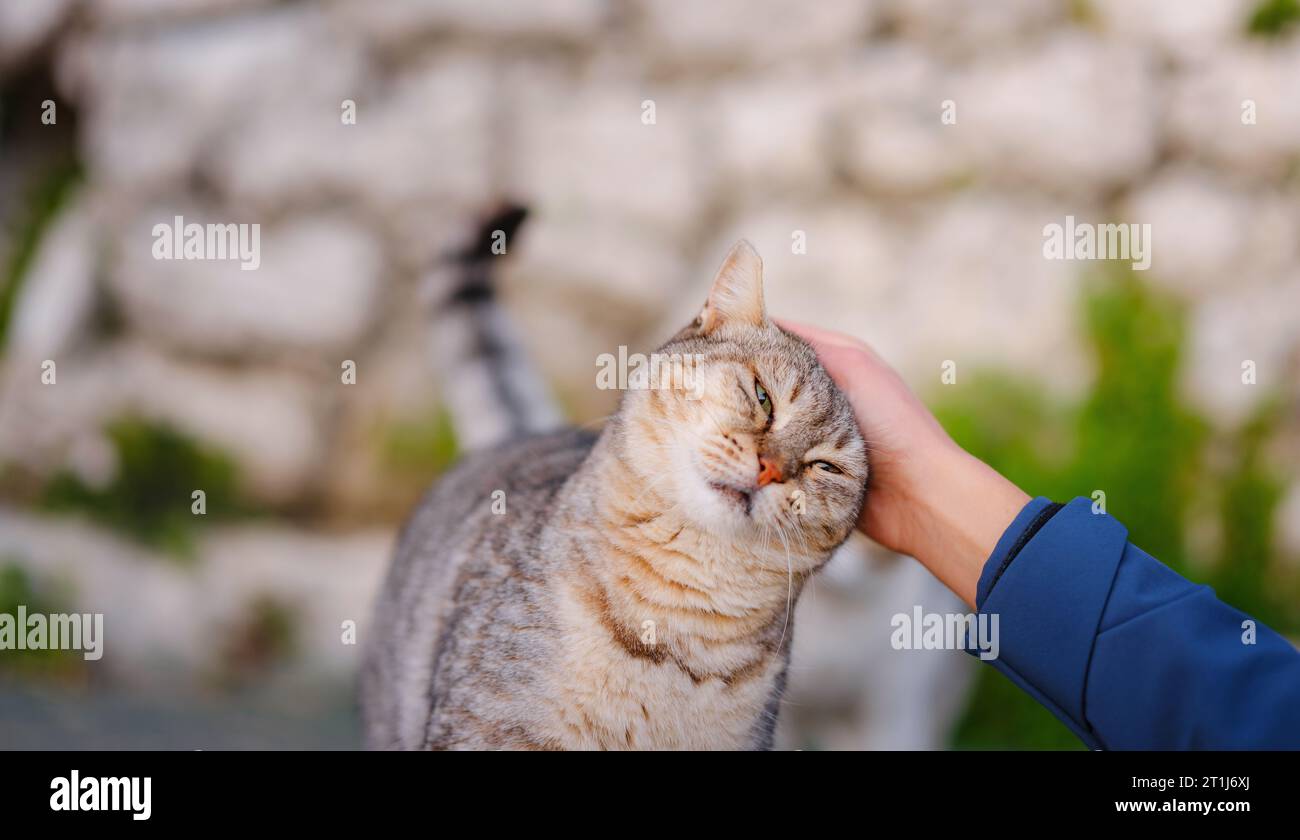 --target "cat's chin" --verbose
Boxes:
[675,472,765,535]
[707,481,752,515]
